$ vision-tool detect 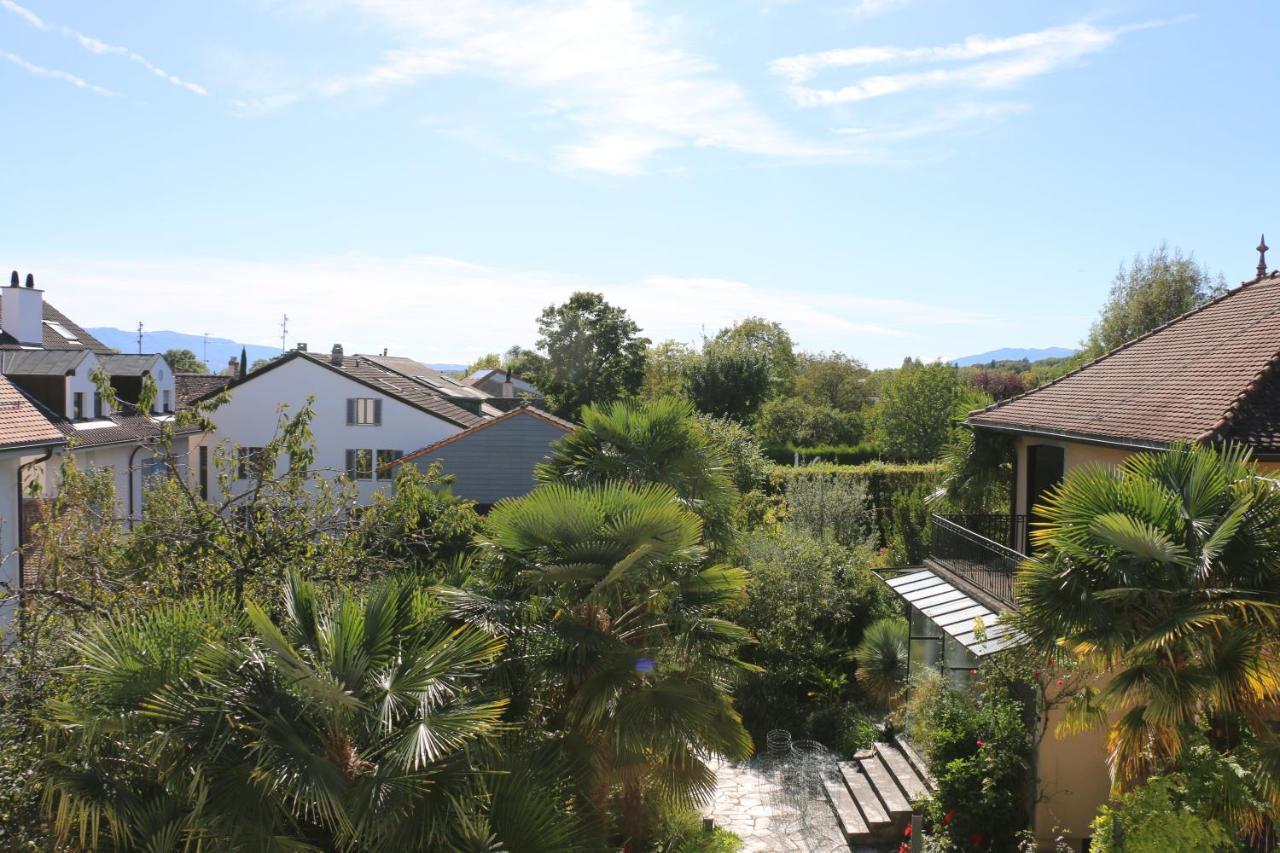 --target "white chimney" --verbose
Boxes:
[2,272,44,345]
